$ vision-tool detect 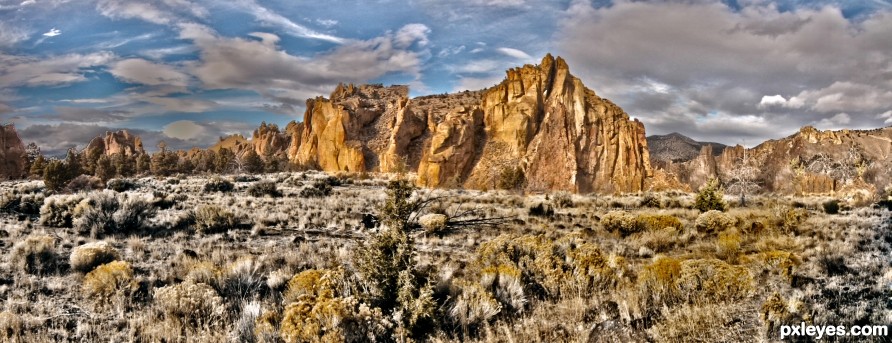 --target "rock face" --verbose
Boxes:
[284,54,653,193]
[252,122,289,157]
[658,126,892,195]
[647,132,727,166]
[86,130,145,157]
[0,124,27,180]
